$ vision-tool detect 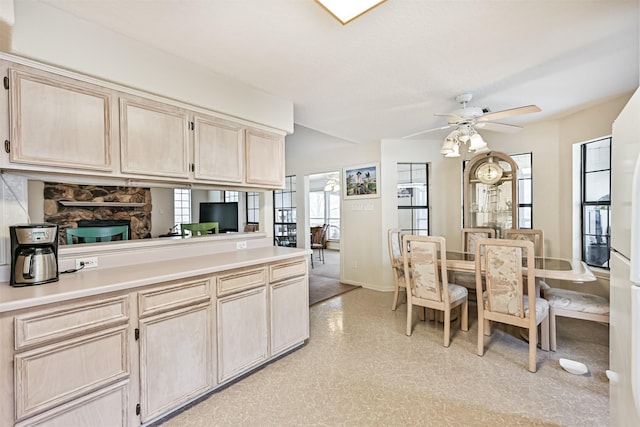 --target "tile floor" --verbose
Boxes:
[157,288,609,426]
